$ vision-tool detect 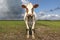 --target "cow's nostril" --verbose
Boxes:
[27,14,33,17]
[28,15,31,16]
[29,14,33,16]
